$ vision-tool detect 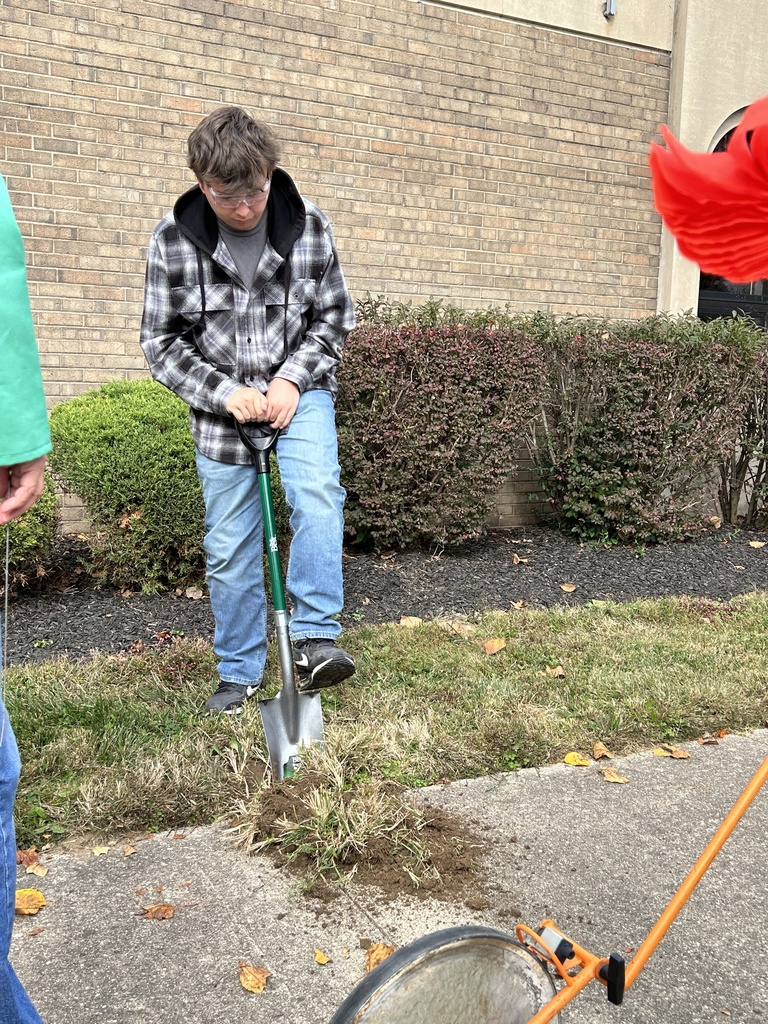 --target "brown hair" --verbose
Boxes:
[187,107,282,189]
